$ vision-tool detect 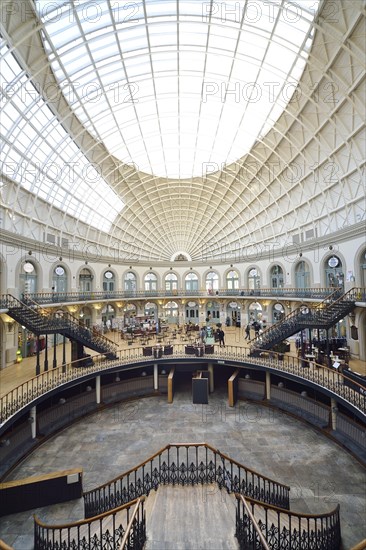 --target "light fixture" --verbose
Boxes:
[301,391,307,397]
[59,398,66,404]
[245,374,251,379]
[115,375,120,382]
[85,385,92,392]
[59,256,62,261]
[278,382,284,388]
[28,250,32,255]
